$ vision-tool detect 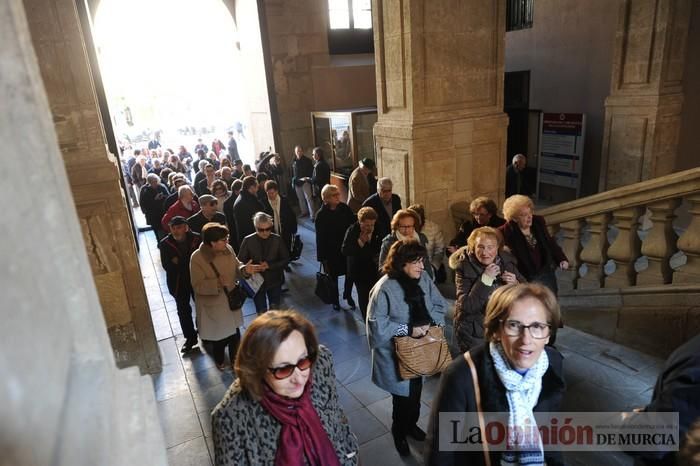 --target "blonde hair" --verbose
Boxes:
[321,184,339,202]
[502,195,534,221]
[466,226,504,255]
